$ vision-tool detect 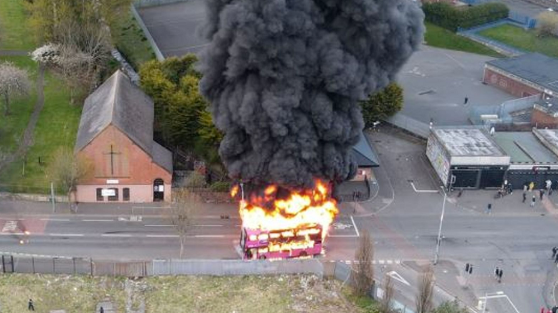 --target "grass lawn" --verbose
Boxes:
[478,24,558,58]
[0,0,35,50]
[111,9,156,70]
[0,68,80,194]
[0,274,126,313]
[0,274,365,313]
[0,56,38,155]
[425,22,503,58]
